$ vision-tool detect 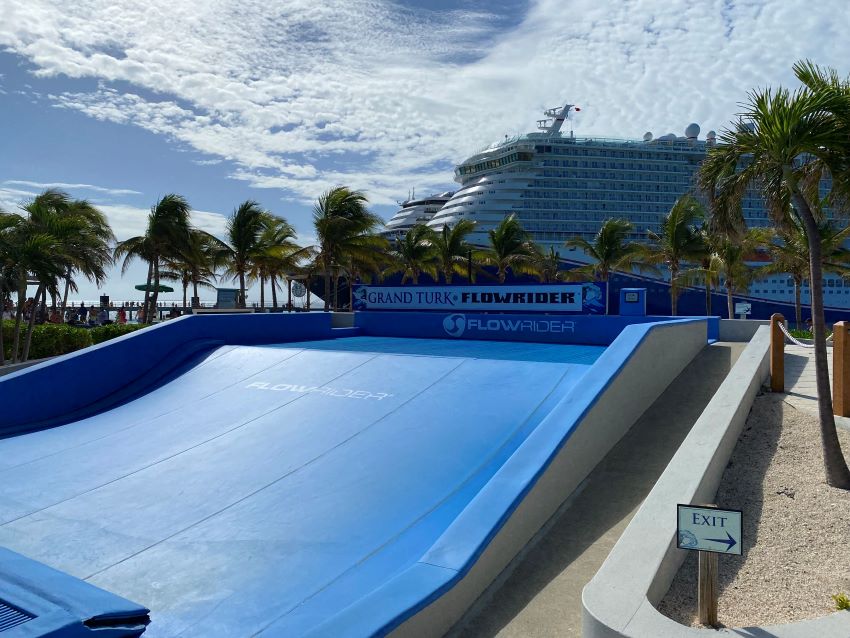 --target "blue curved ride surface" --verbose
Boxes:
[0,336,604,637]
